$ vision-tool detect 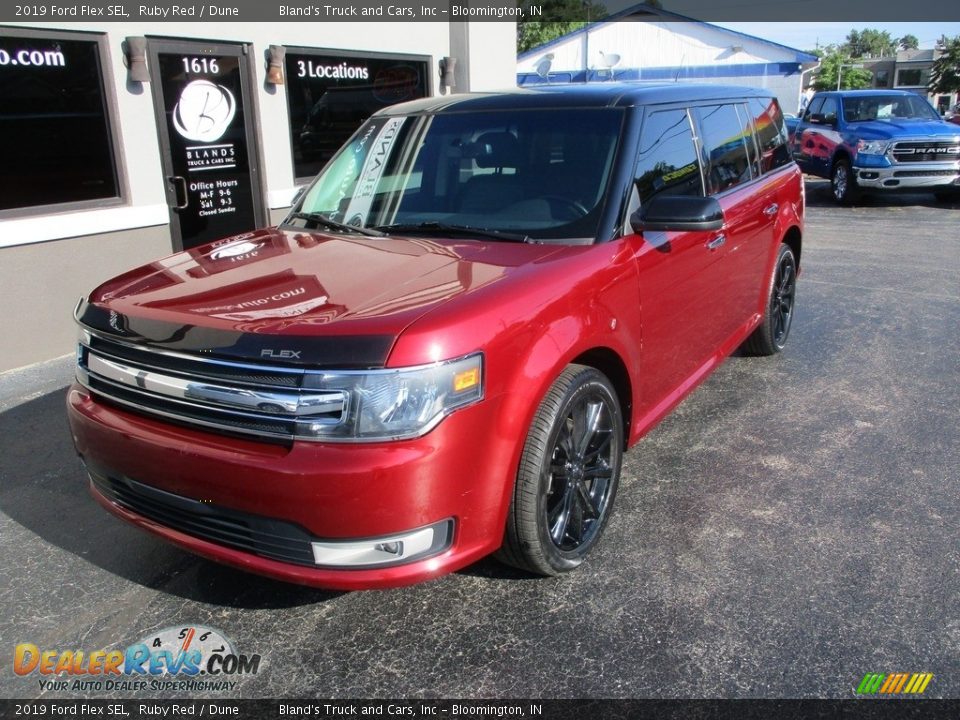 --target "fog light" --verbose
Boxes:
[375,541,403,555]
[310,519,453,568]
